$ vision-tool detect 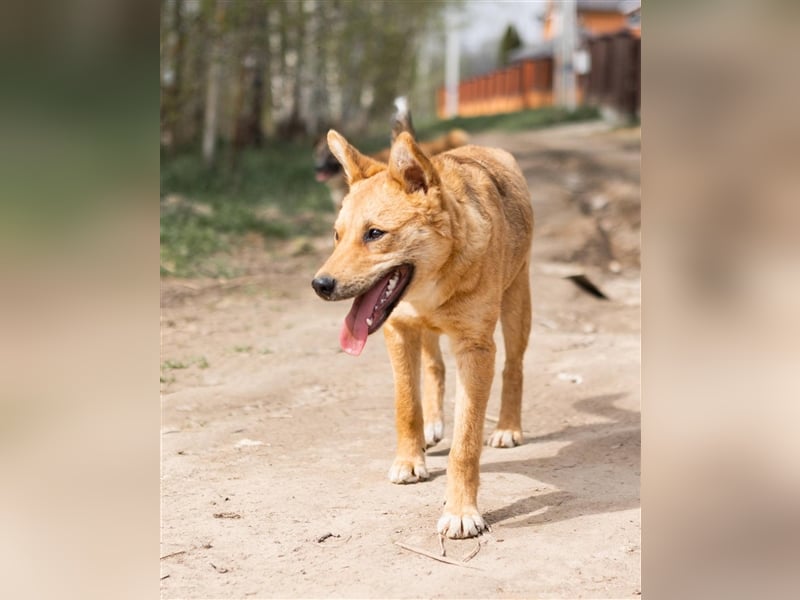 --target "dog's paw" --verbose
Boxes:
[487,428,523,448]
[424,419,444,448]
[388,457,429,484]
[437,509,487,539]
